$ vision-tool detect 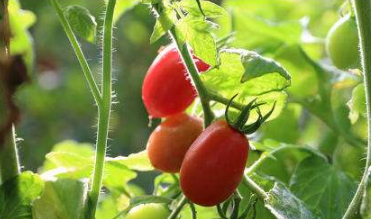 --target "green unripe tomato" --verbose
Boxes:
[326,14,360,70]
[126,203,170,219]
